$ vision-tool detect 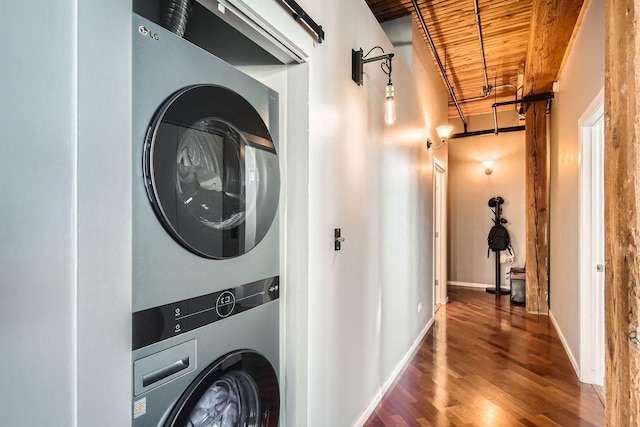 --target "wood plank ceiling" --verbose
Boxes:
[365,0,534,118]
